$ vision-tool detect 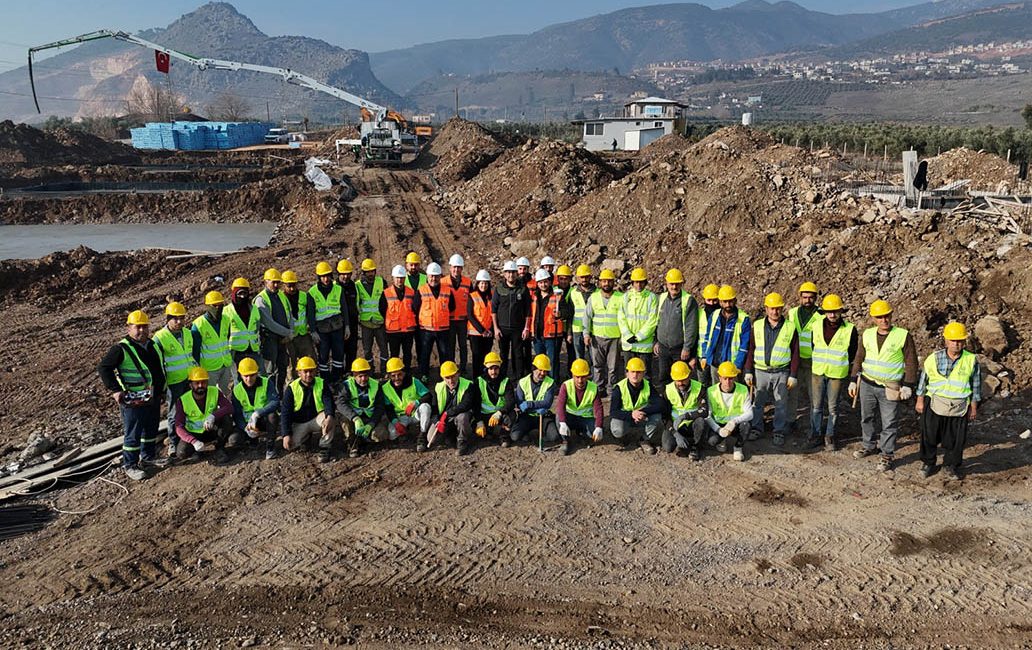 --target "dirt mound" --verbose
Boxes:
[0,121,137,166]
[313,124,361,157]
[426,117,507,184]
[638,133,692,164]
[926,147,1019,191]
